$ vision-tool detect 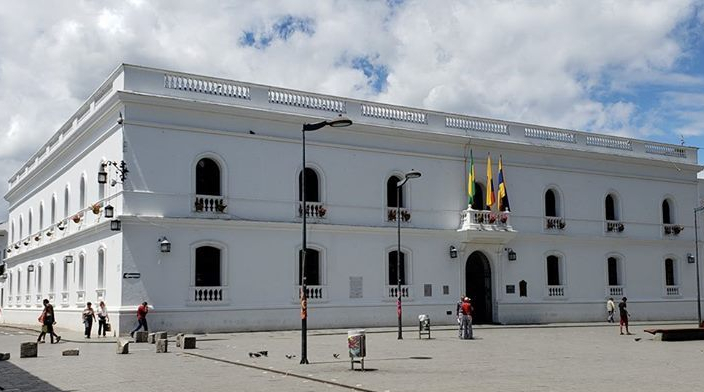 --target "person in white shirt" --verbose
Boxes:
[97,301,110,337]
[606,297,615,323]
